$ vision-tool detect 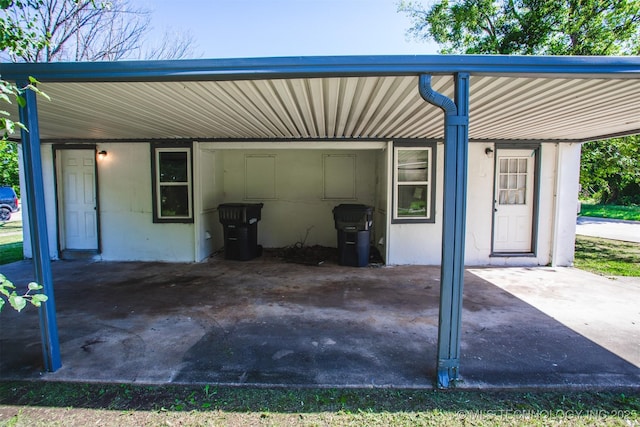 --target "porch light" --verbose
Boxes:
[98,150,108,159]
